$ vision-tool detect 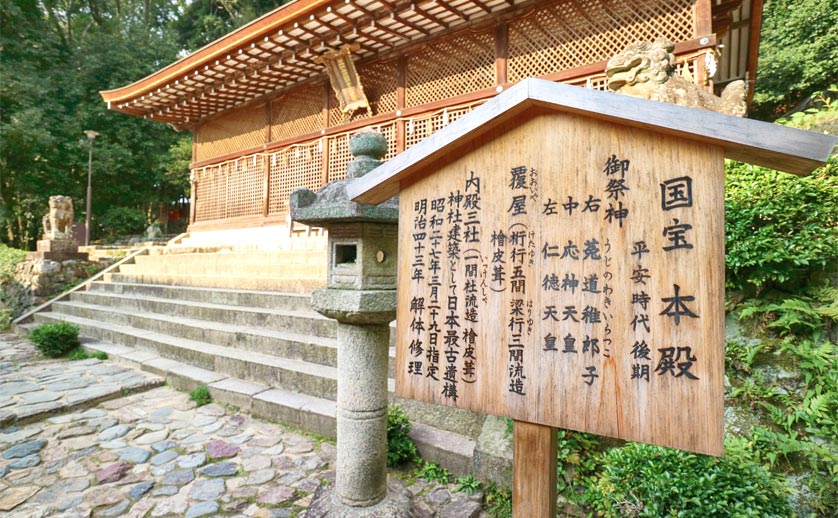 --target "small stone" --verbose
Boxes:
[96,461,133,484]
[151,486,179,497]
[186,500,220,518]
[56,495,83,511]
[79,408,108,419]
[182,433,208,444]
[86,487,124,507]
[134,429,168,445]
[200,462,238,477]
[150,449,178,466]
[151,440,177,453]
[440,499,482,518]
[150,463,175,476]
[0,485,40,511]
[242,455,271,472]
[117,447,151,464]
[257,486,295,505]
[207,439,240,459]
[0,382,39,396]
[263,444,284,455]
[9,454,41,469]
[56,425,96,440]
[177,452,206,469]
[100,439,127,450]
[129,481,155,500]
[229,432,253,445]
[189,478,226,501]
[161,468,194,486]
[201,422,223,434]
[192,415,216,427]
[99,500,131,517]
[427,486,451,506]
[98,425,130,442]
[241,468,275,486]
[197,404,225,416]
[2,439,47,458]
[152,497,188,516]
[20,390,62,404]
